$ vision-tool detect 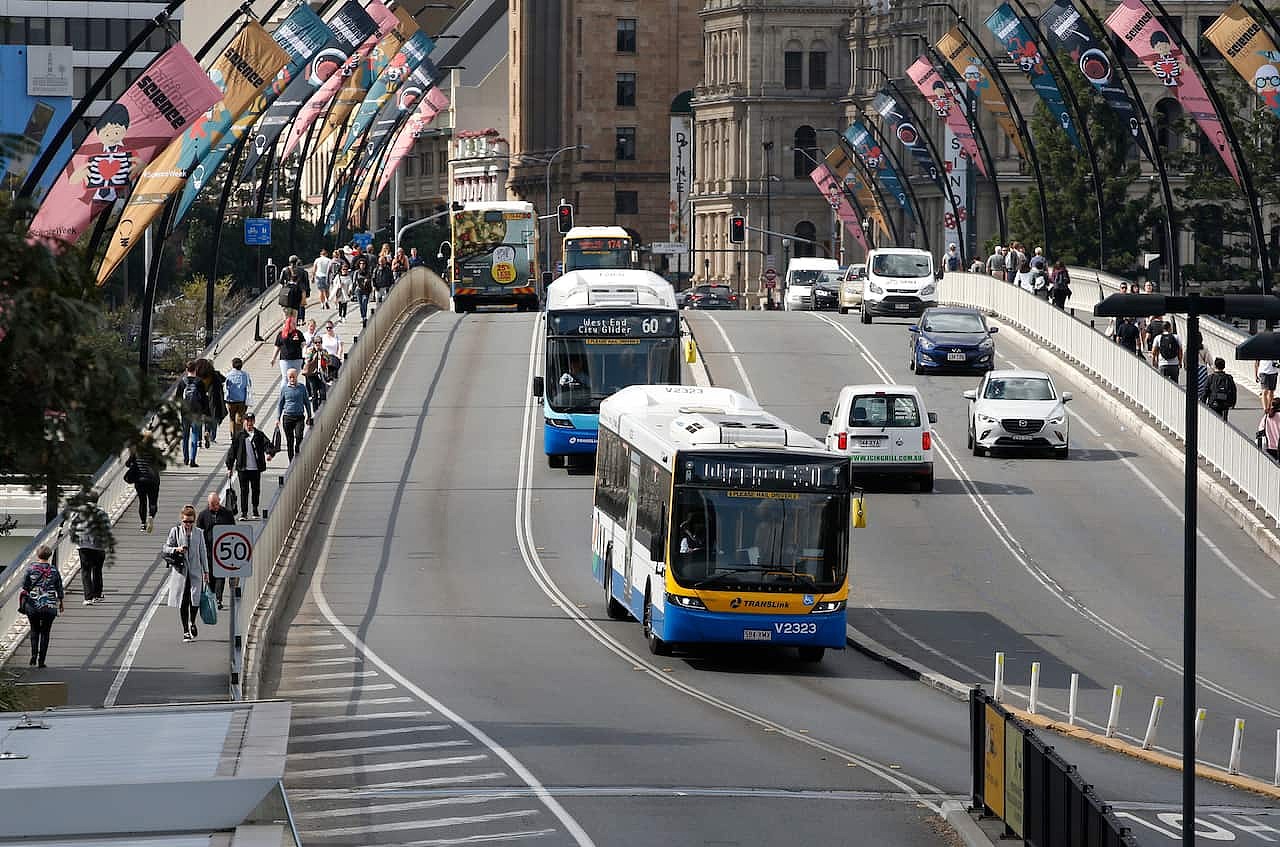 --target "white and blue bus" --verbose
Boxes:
[532,270,681,468]
[593,385,857,662]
